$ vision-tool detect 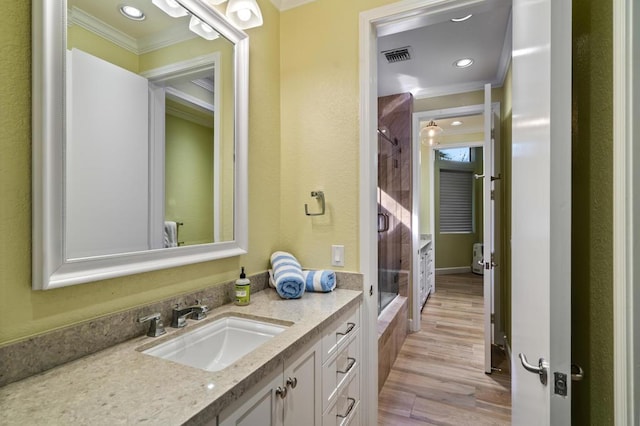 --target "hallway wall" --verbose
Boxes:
[572,0,614,423]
